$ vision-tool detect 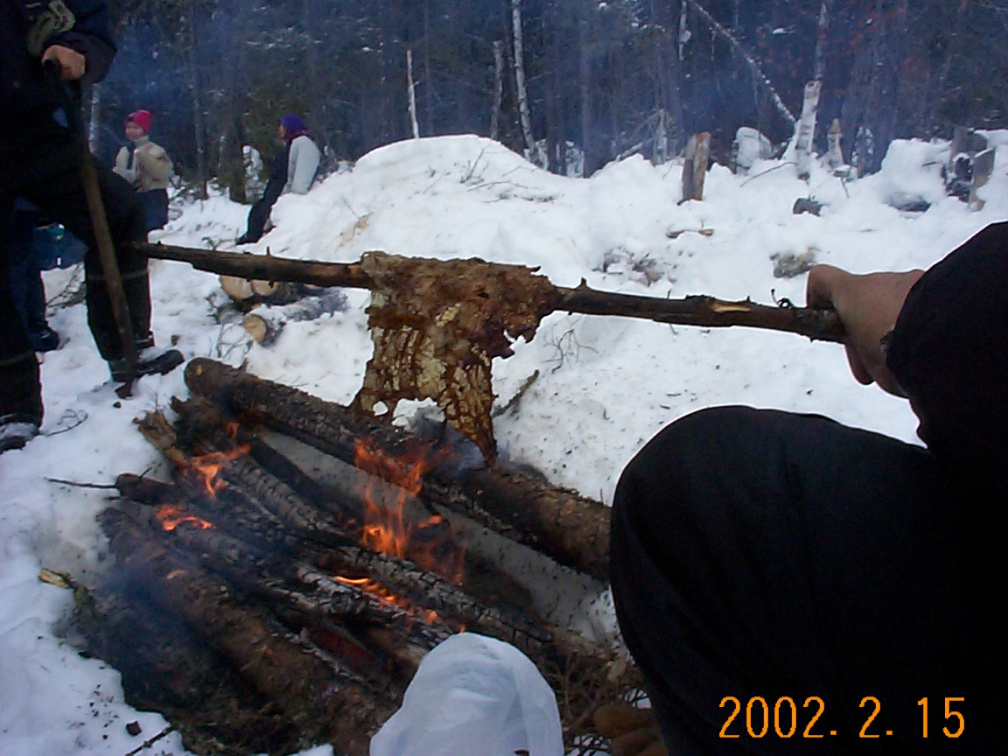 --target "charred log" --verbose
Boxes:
[98,507,397,756]
[184,358,612,581]
[73,581,300,755]
[128,410,596,669]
